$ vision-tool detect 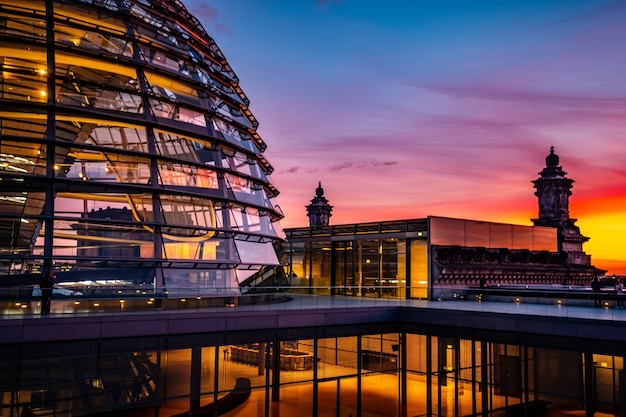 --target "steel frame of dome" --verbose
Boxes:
[0,0,285,294]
